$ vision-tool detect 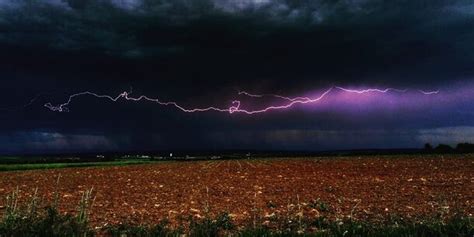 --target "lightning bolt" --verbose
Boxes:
[44,86,439,114]
[233,88,334,114]
[418,90,440,95]
[334,87,408,94]
[237,91,312,102]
